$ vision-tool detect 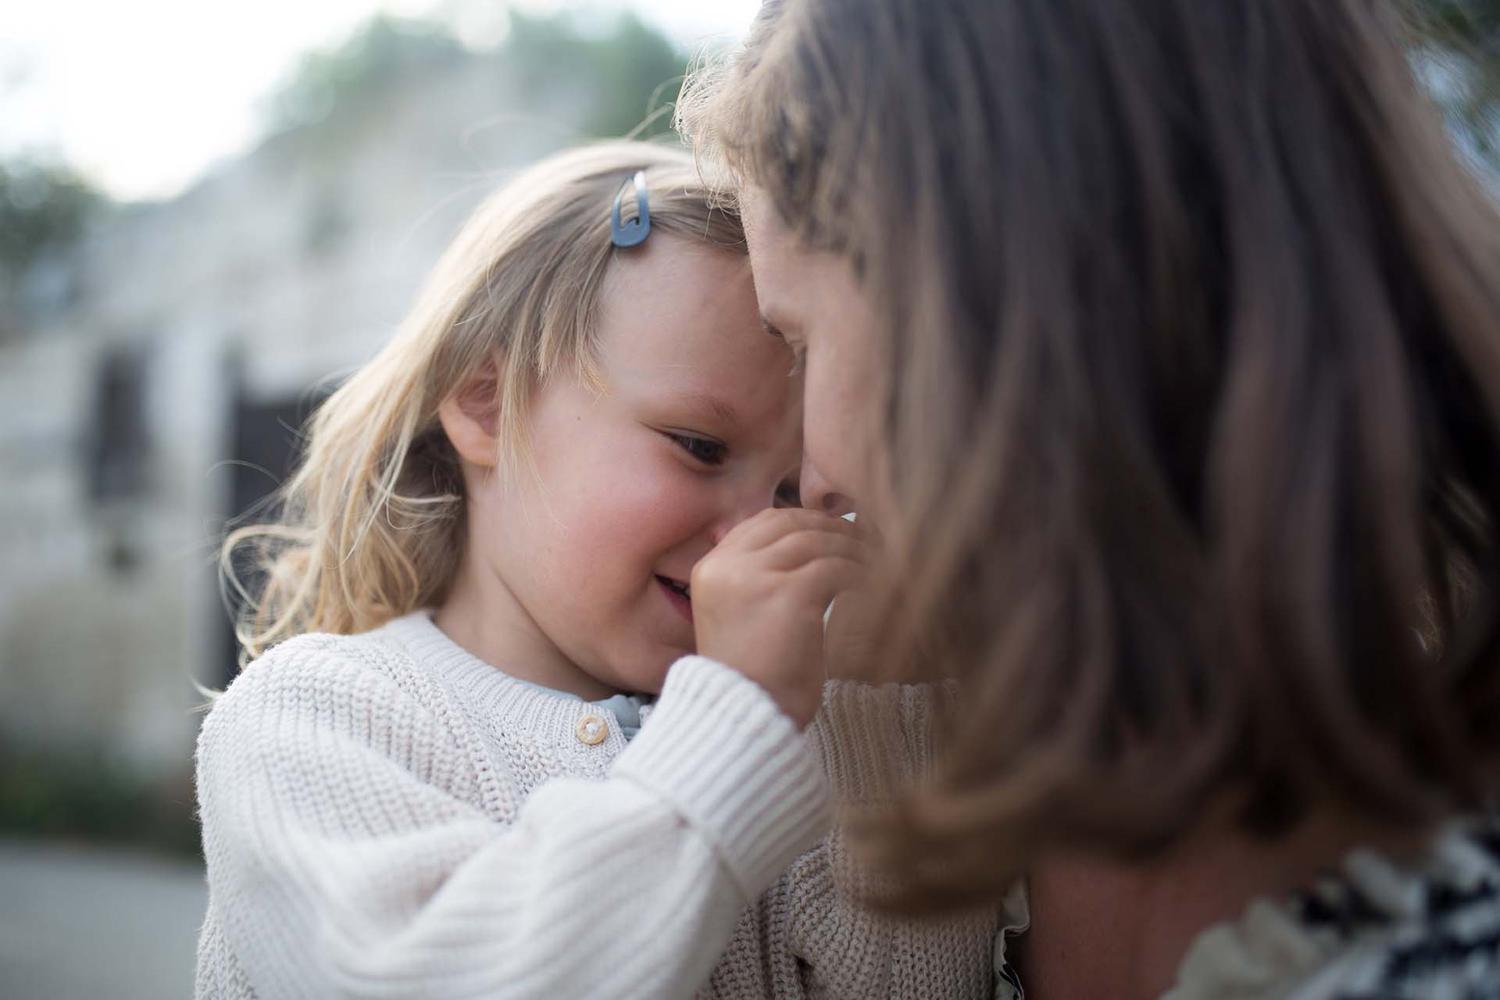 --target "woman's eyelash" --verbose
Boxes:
[667,432,728,466]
